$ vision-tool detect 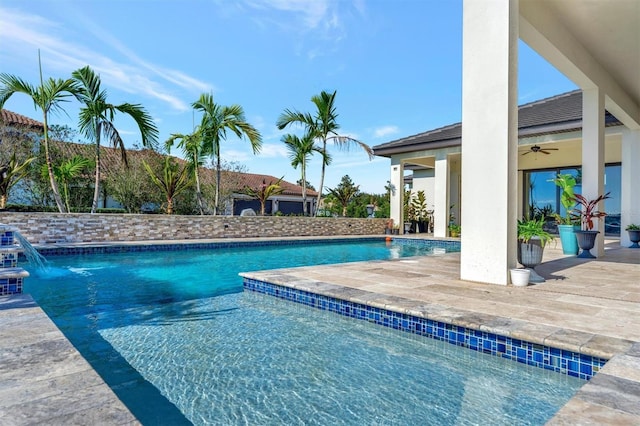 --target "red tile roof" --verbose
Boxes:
[0,109,44,130]
[52,140,317,197]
